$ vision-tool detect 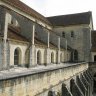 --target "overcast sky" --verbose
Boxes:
[20,0,96,29]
